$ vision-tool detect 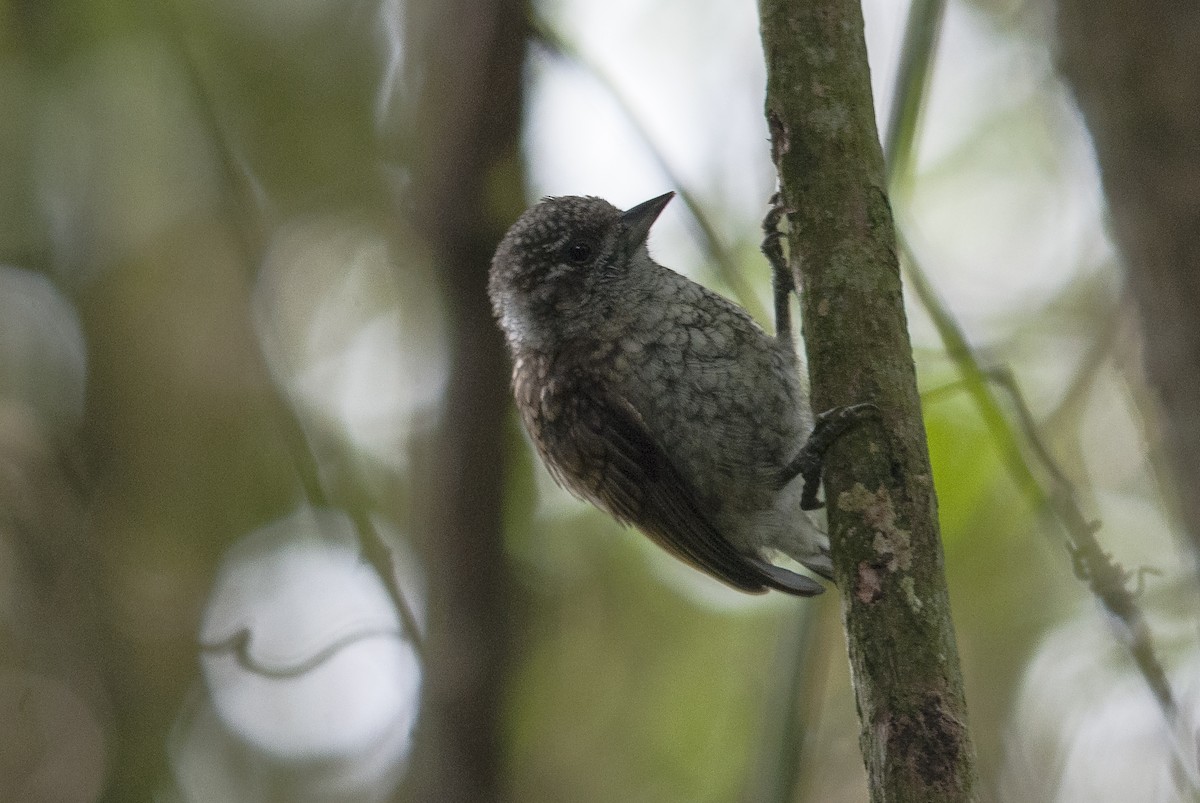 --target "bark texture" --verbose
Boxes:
[758,1,976,799]
[1057,2,1200,565]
